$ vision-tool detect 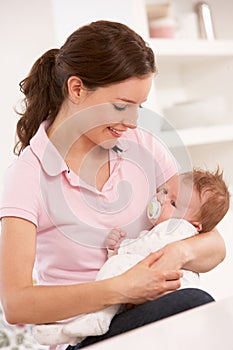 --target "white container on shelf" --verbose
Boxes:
[162,95,227,130]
